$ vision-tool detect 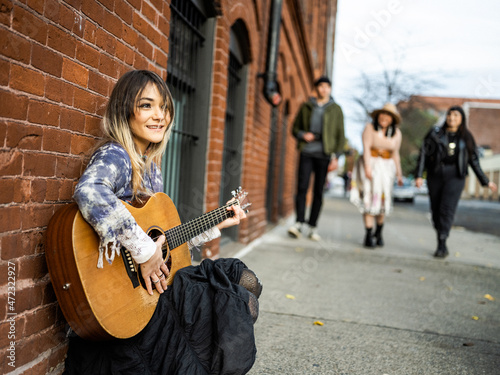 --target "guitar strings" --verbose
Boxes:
[148,201,238,250]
